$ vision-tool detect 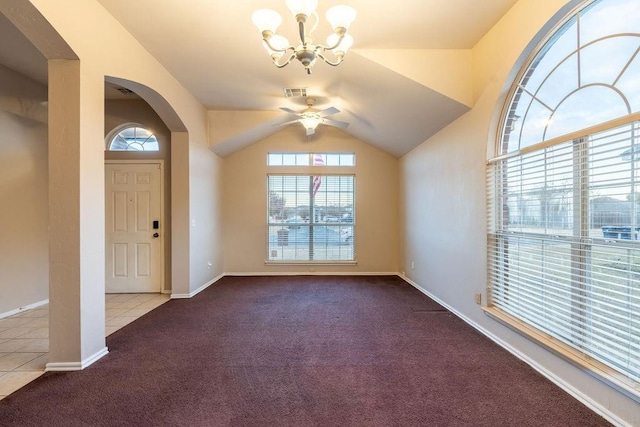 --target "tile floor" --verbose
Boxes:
[0,293,169,400]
